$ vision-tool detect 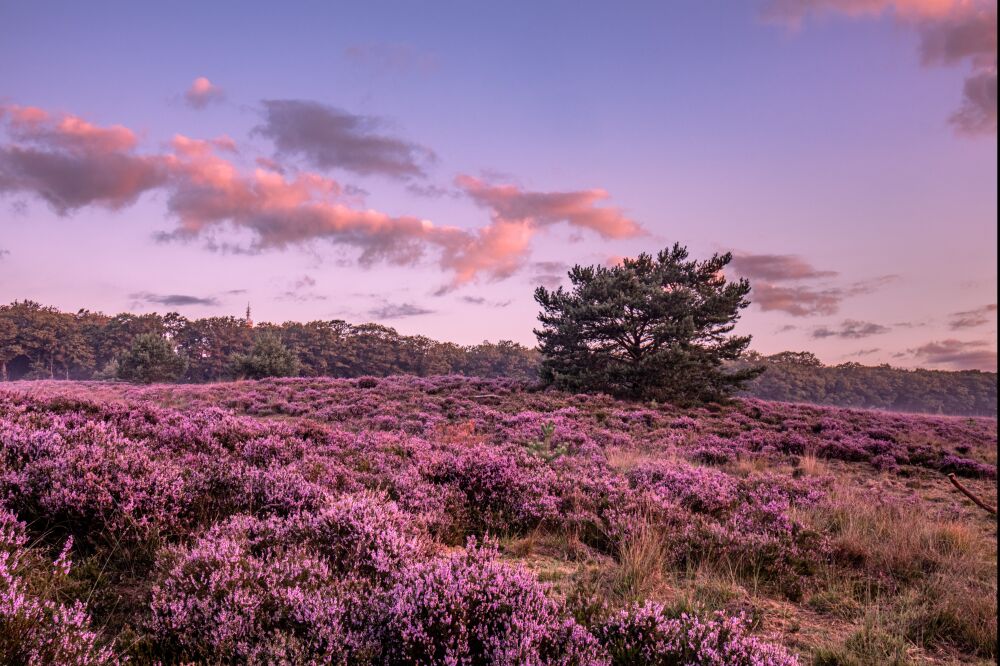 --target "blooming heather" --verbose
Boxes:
[0,376,995,662]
